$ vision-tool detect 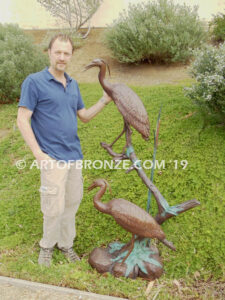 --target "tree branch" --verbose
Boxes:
[101,126,200,225]
[37,0,102,32]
